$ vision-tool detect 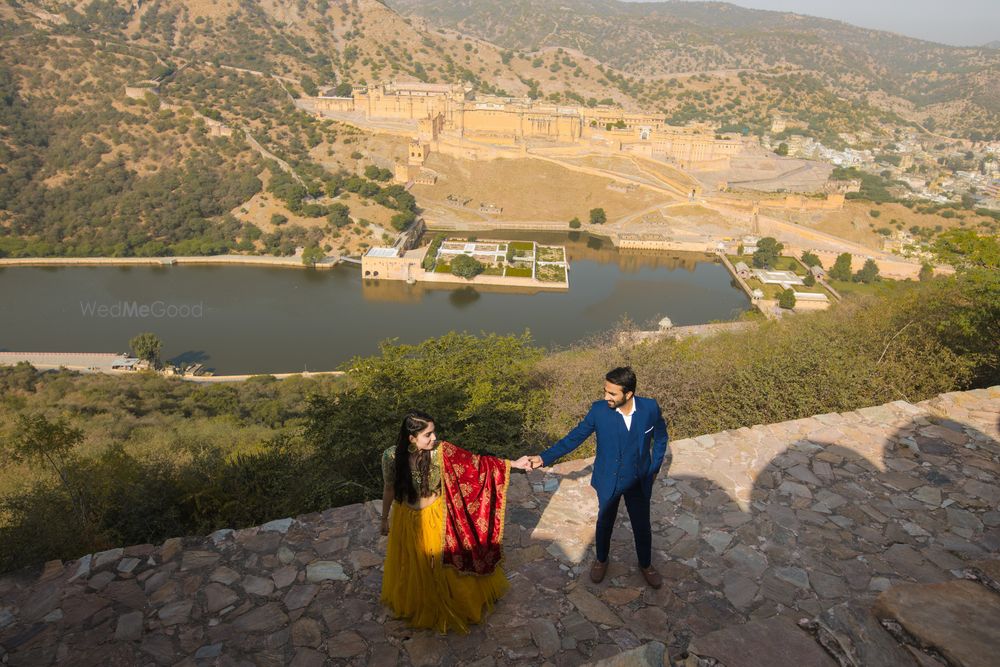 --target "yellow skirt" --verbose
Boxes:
[381,495,509,634]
